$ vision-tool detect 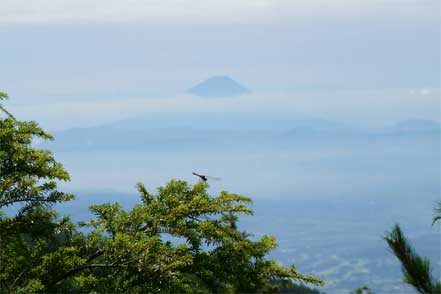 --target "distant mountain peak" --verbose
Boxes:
[188,76,250,98]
